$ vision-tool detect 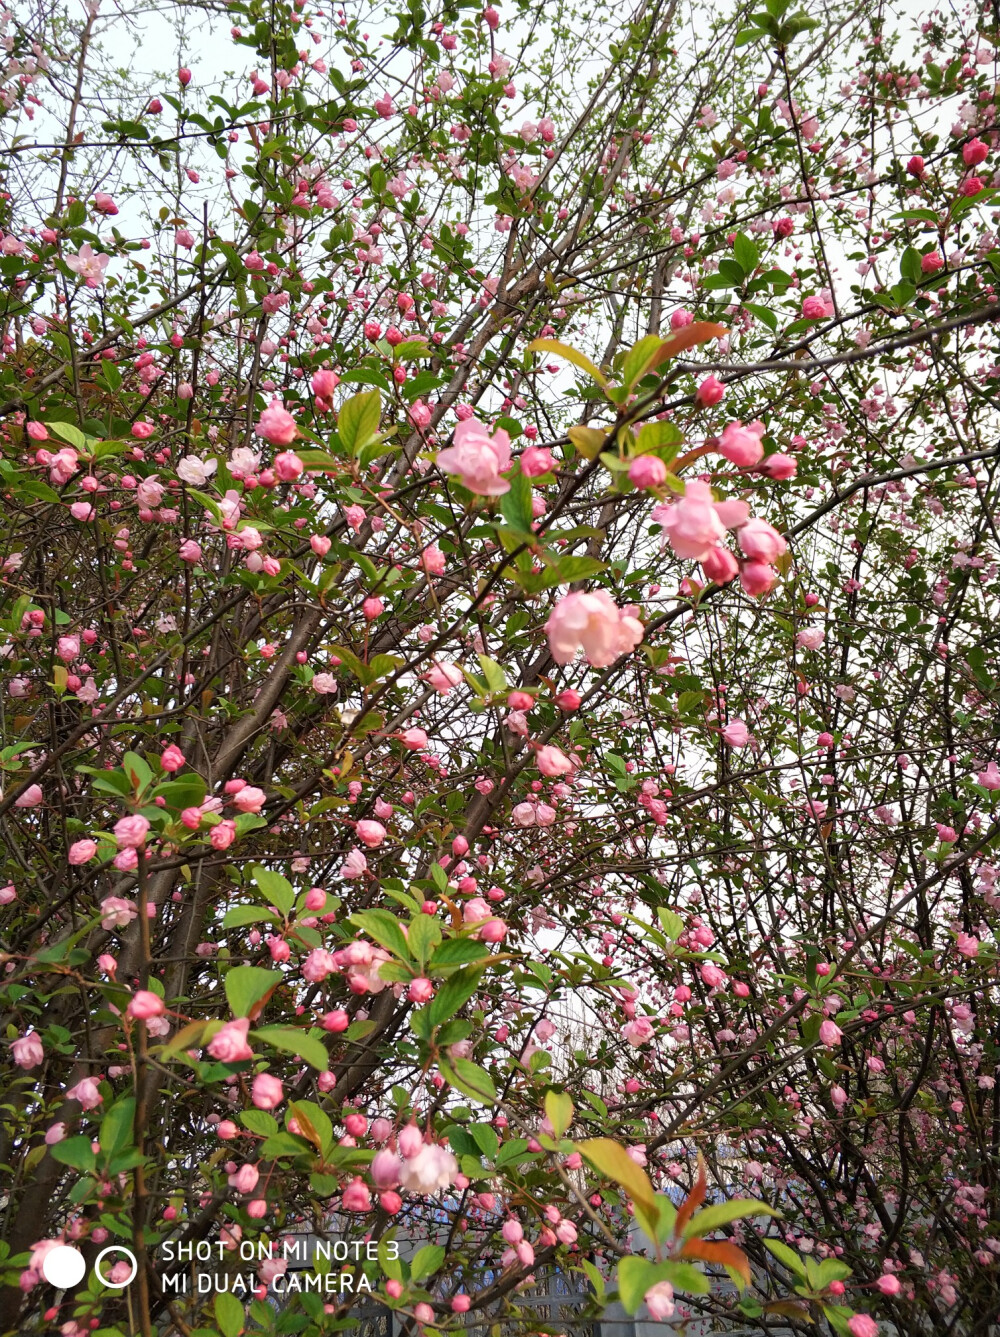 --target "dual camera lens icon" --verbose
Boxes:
[41,1244,138,1291]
